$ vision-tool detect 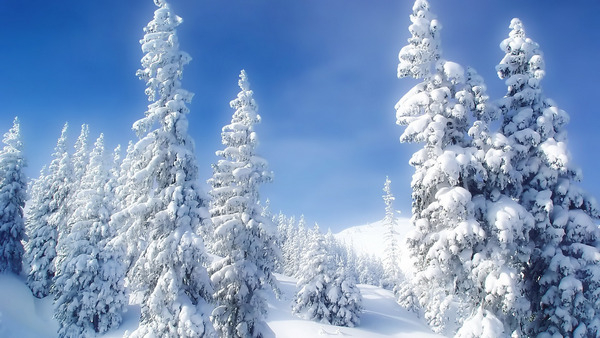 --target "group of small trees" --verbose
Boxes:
[24,121,128,338]
[395,0,600,336]
[292,225,362,327]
